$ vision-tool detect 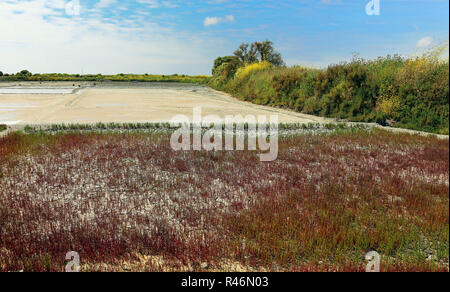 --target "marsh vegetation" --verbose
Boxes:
[0,129,448,272]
